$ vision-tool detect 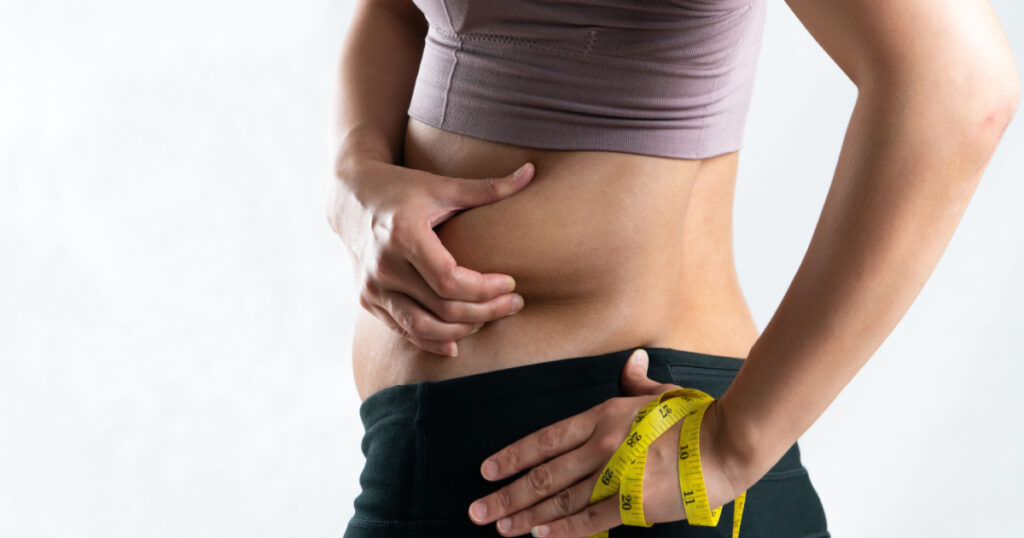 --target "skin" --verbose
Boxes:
[462,348,742,536]
[329,0,1019,536]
